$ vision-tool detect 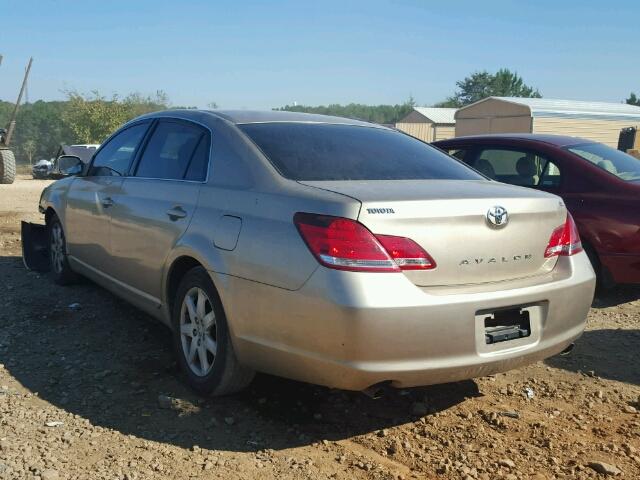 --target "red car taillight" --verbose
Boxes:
[375,234,436,270]
[544,213,583,258]
[294,213,435,272]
